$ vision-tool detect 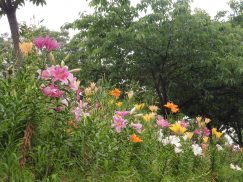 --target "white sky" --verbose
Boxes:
[0,0,231,35]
